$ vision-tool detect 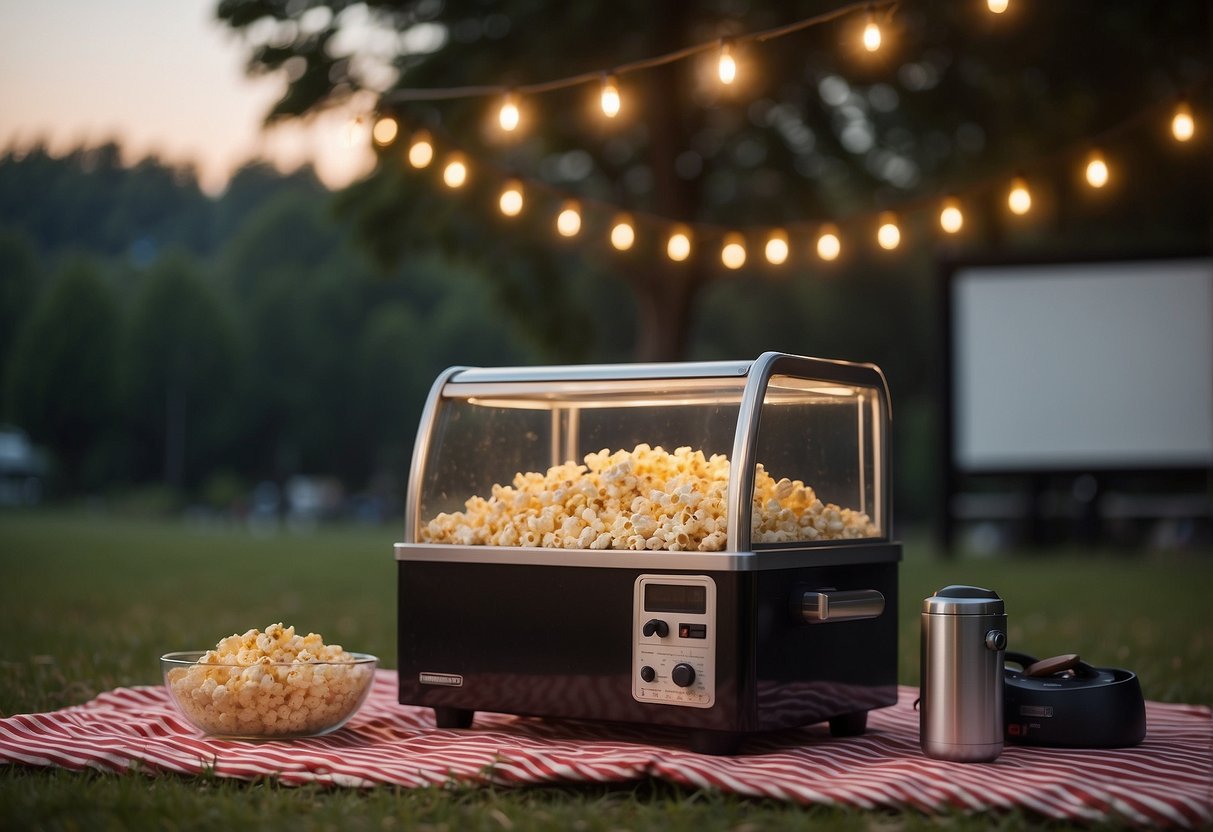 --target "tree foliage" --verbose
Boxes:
[0,144,213,260]
[0,146,544,502]
[214,1,1210,362]
[123,253,242,488]
[0,228,41,408]
[5,258,122,491]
